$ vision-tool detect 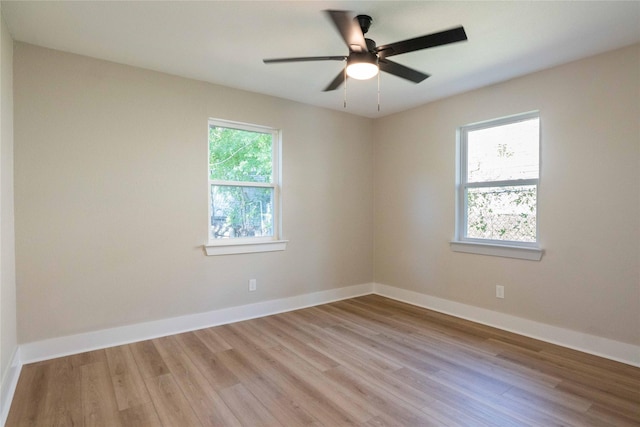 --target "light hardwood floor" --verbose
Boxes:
[6,295,640,426]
